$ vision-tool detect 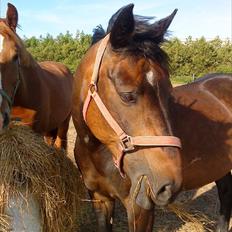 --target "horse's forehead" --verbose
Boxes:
[111,55,147,74]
